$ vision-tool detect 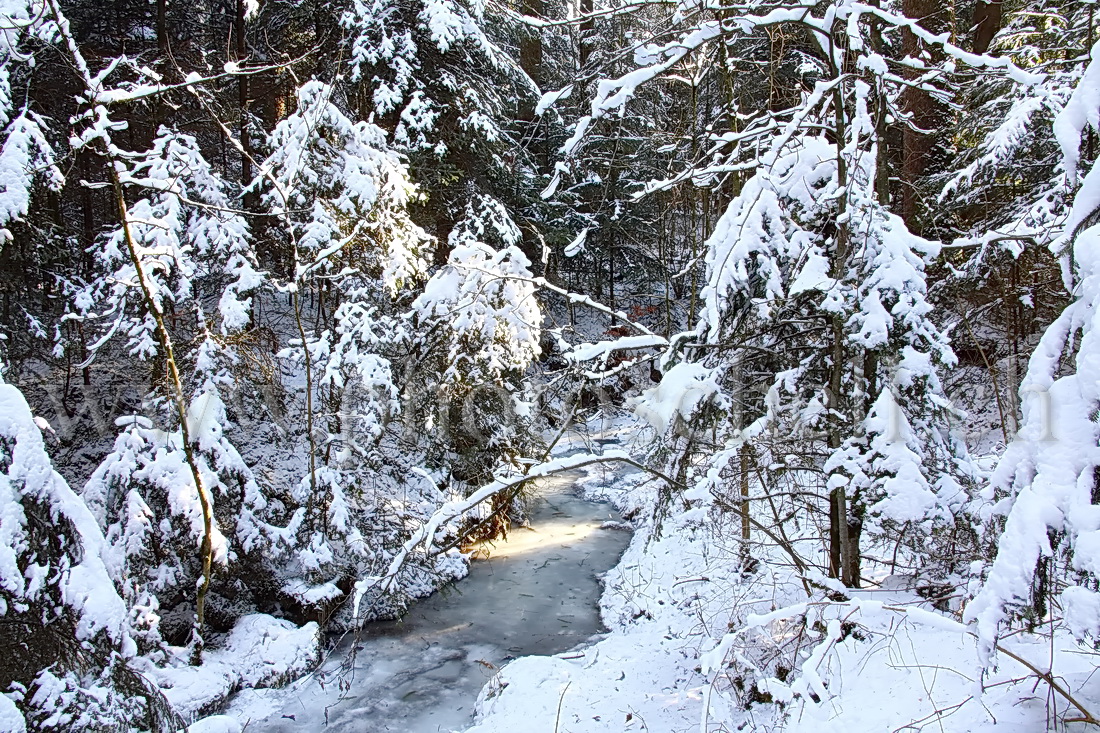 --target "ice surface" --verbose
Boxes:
[226,469,631,732]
